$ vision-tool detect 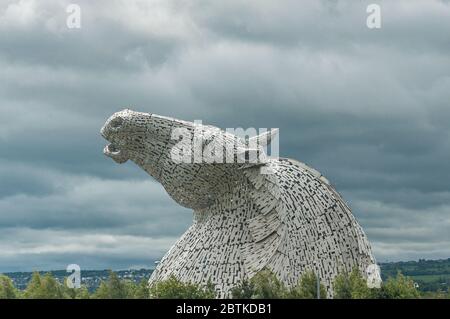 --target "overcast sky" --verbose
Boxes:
[0,0,449,272]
